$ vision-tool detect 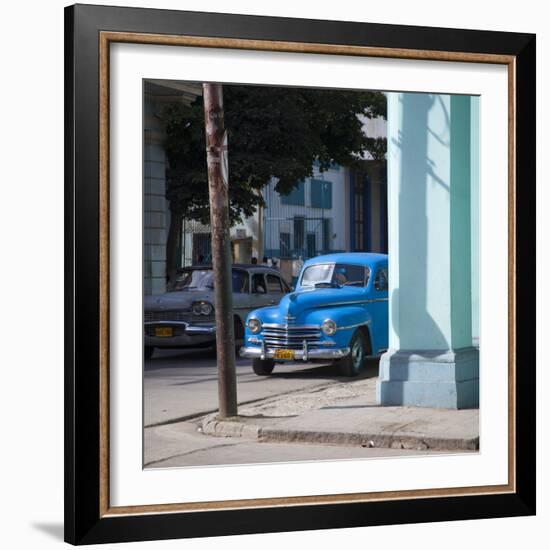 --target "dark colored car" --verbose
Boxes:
[144,264,291,358]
